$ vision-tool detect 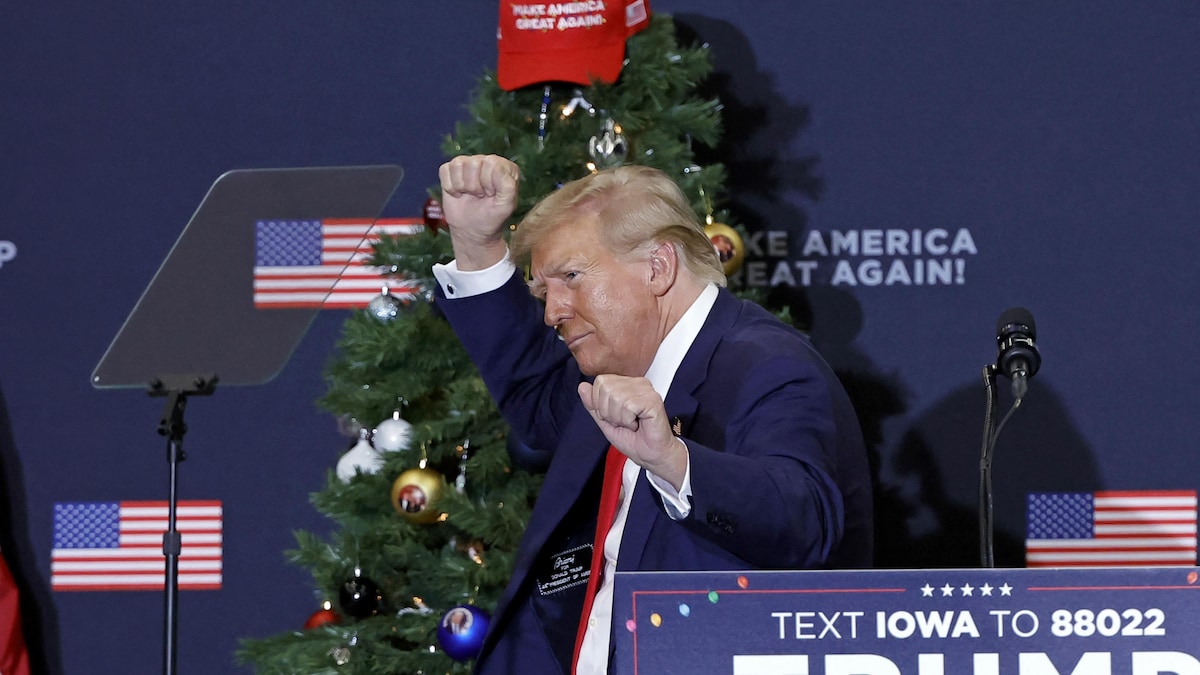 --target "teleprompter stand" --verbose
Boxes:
[150,373,216,675]
[92,165,404,674]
